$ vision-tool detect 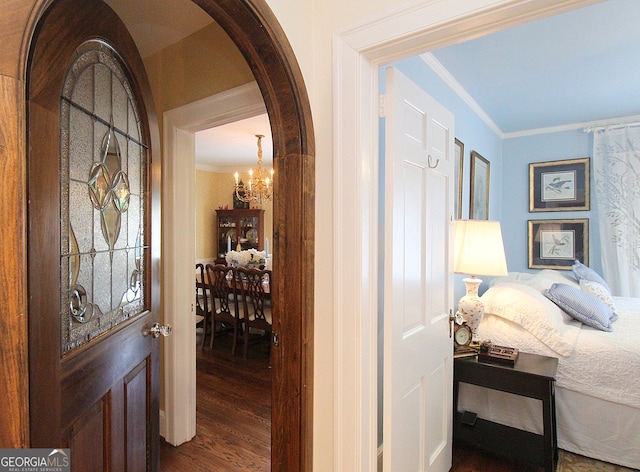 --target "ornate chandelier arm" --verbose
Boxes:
[234,134,274,204]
